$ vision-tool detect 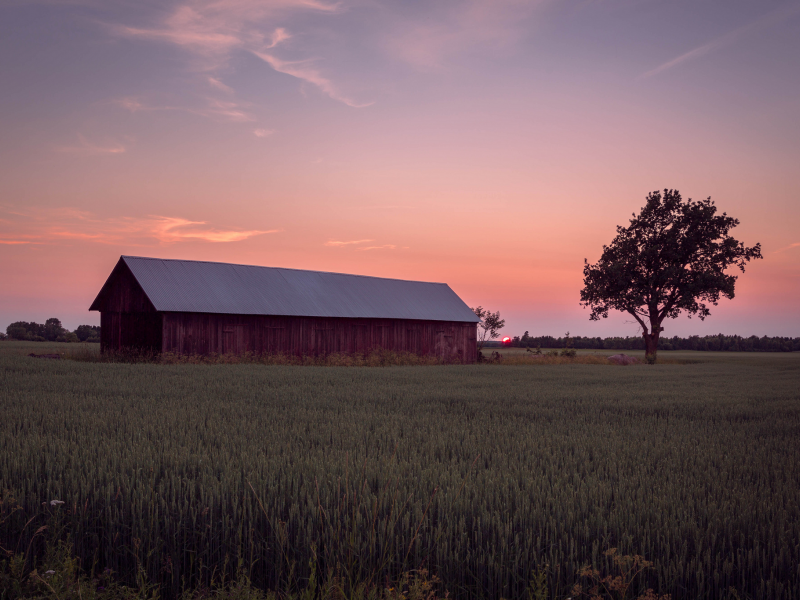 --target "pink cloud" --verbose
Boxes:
[0,207,280,246]
[109,0,366,107]
[202,98,254,121]
[324,239,400,251]
[149,217,278,243]
[252,52,372,107]
[55,134,125,155]
[267,27,291,49]
[357,244,397,251]
[384,0,543,69]
[325,239,375,247]
[207,76,234,93]
[111,95,255,122]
